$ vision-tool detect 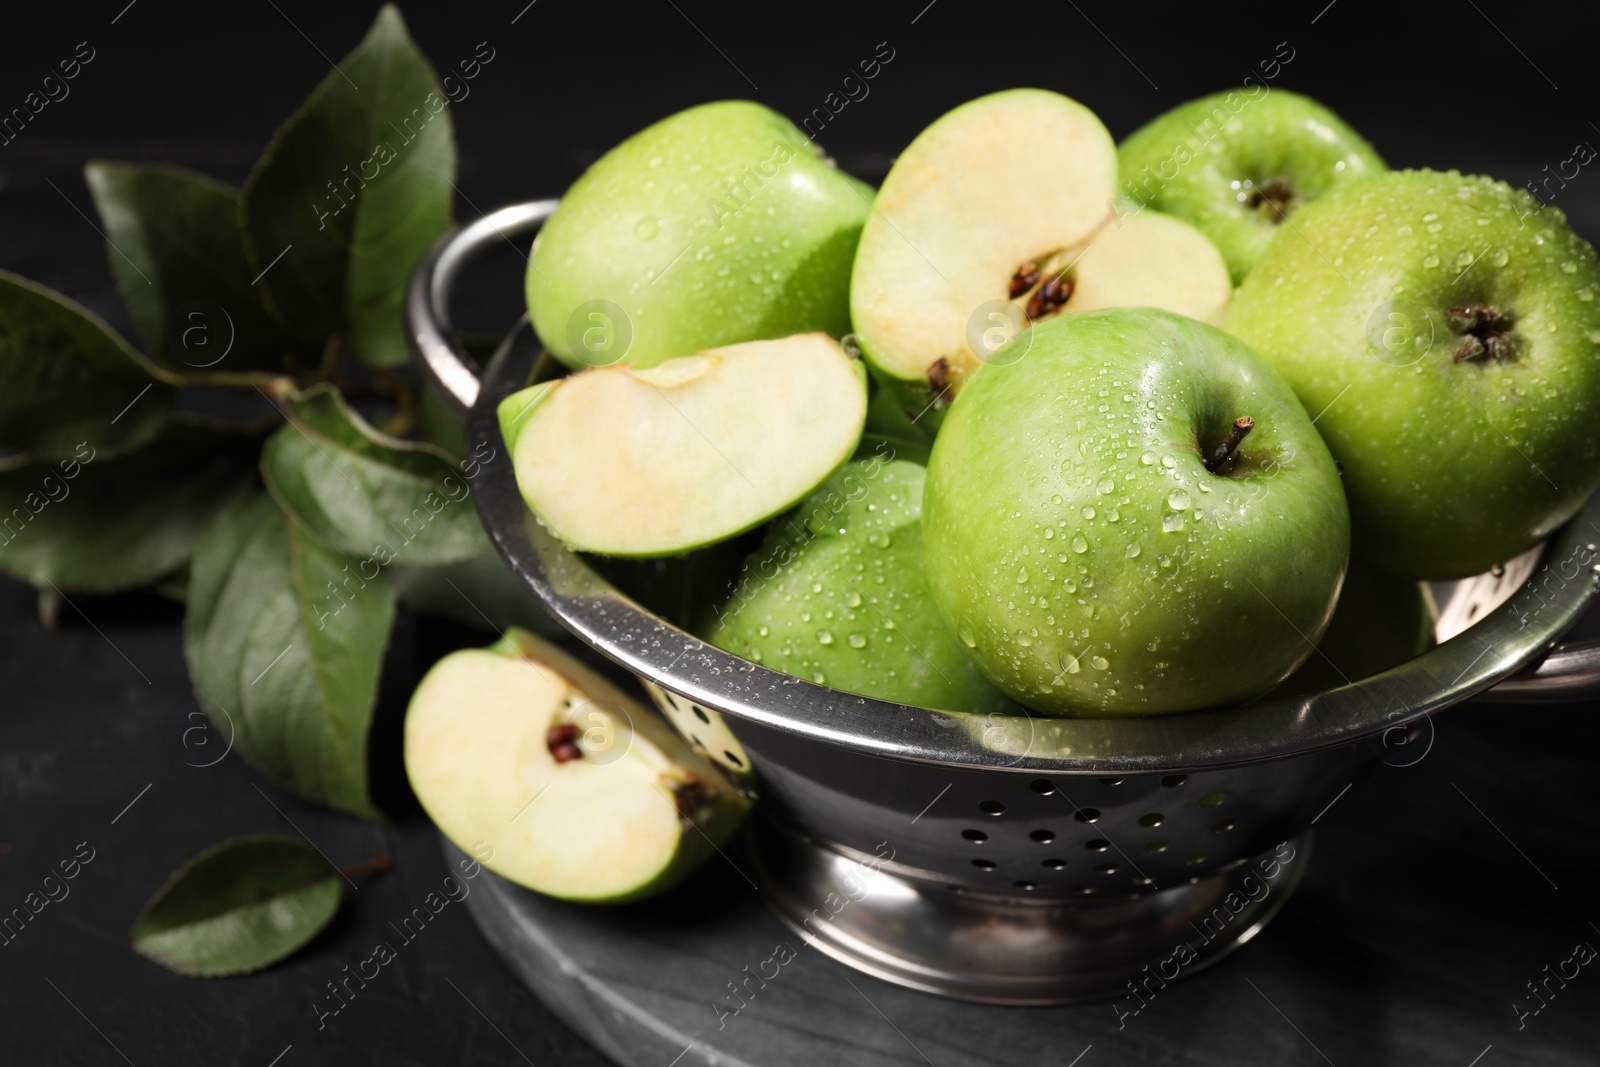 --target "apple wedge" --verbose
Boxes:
[499,333,867,557]
[1064,211,1231,326]
[404,628,749,903]
[850,89,1118,385]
